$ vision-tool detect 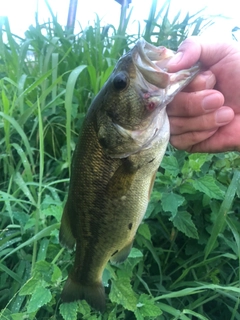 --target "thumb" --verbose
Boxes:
[167,36,202,72]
